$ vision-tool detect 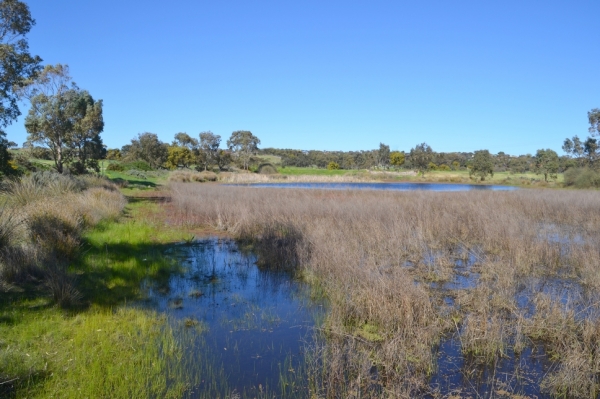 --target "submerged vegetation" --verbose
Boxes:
[170,183,600,397]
